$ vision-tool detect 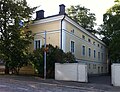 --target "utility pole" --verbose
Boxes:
[44,31,47,79]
